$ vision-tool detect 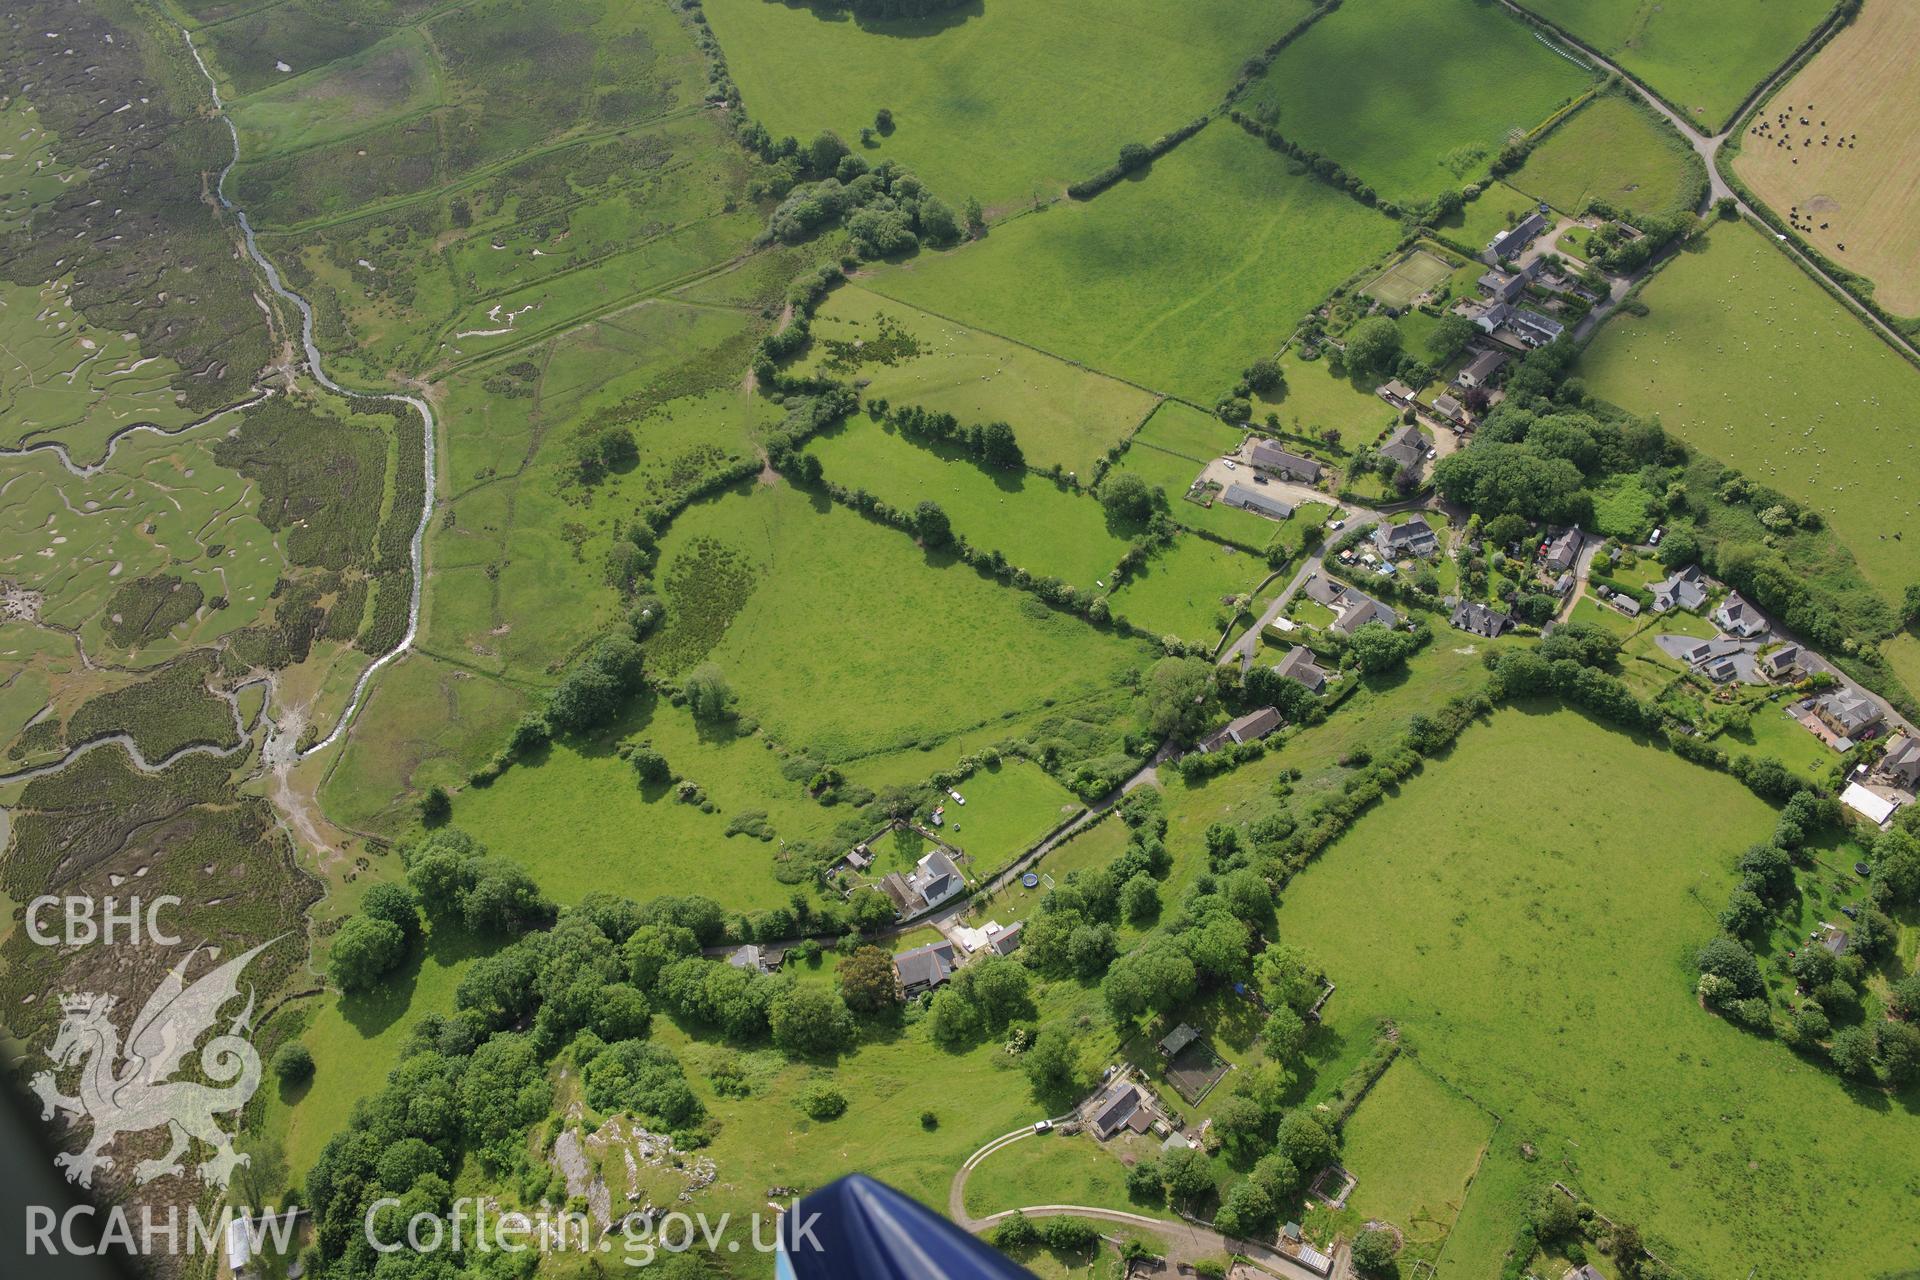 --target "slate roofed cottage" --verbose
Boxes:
[1247,440,1323,484]
[1200,706,1282,753]
[1377,423,1428,480]
[1713,591,1767,639]
[1432,393,1466,423]
[1538,527,1582,574]
[1447,597,1511,639]
[893,940,958,997]
[1650,563,1709,614]
[1275,644,1329,694]
[1087,1080,1151,1140]
[1455,348,1509,389]
[1375,517,1440,559]
[1880,734,1920,789]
